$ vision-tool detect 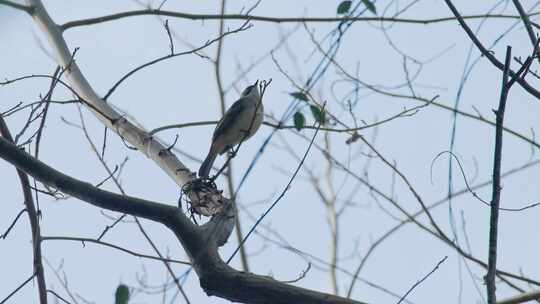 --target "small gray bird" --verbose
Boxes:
[198,81,264,178]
